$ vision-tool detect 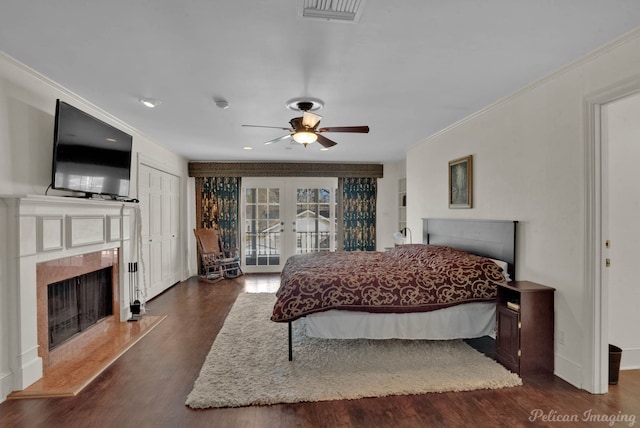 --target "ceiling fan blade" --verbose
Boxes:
[317,126,369,133]
[316,134,338,149]
[302,111,322,129]
[242,124,292,131]
[264,134,293,145]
